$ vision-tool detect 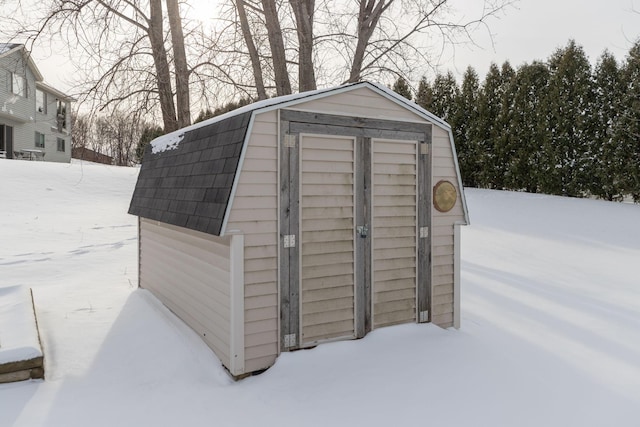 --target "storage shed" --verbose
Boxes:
[128,81,469,377]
